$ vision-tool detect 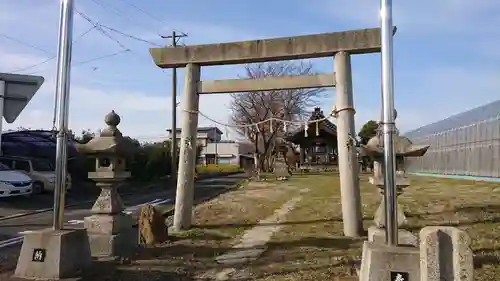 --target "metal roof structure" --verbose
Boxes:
[1,130,80,159]
[404,99,500,138]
